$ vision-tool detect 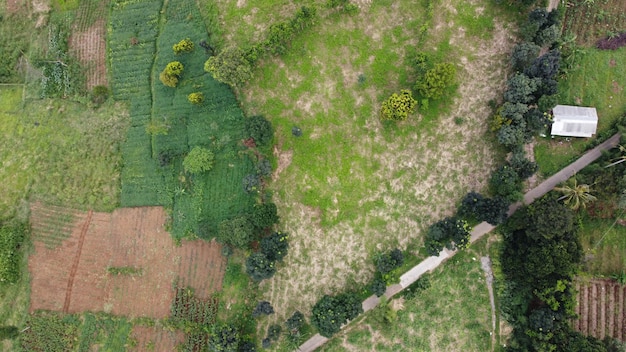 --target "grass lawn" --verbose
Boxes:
[207,0,517,341]
[579,215,626,277]
[0,87,128,220]
[319,235,503,352]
